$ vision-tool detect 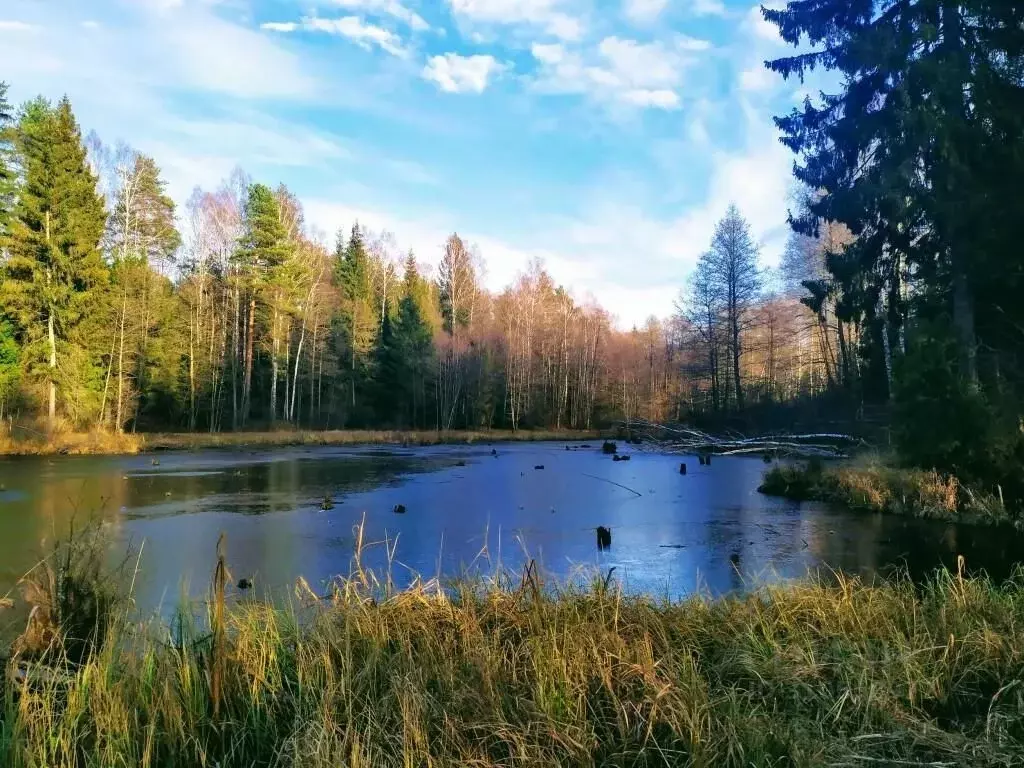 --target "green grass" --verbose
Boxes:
[759,456,1016,527]
[0,427,602,456]
[3,534,1024,767]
